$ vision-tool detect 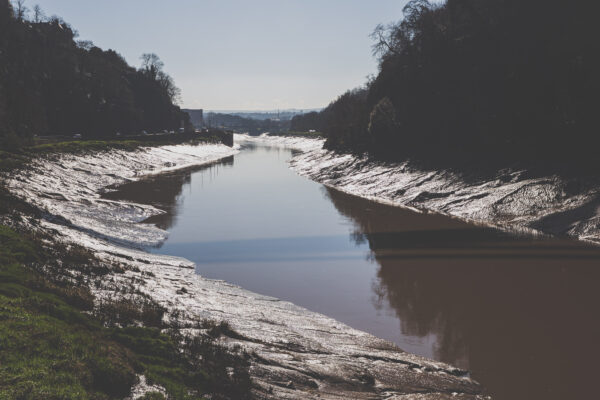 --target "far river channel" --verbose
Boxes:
[105,141,600,400]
